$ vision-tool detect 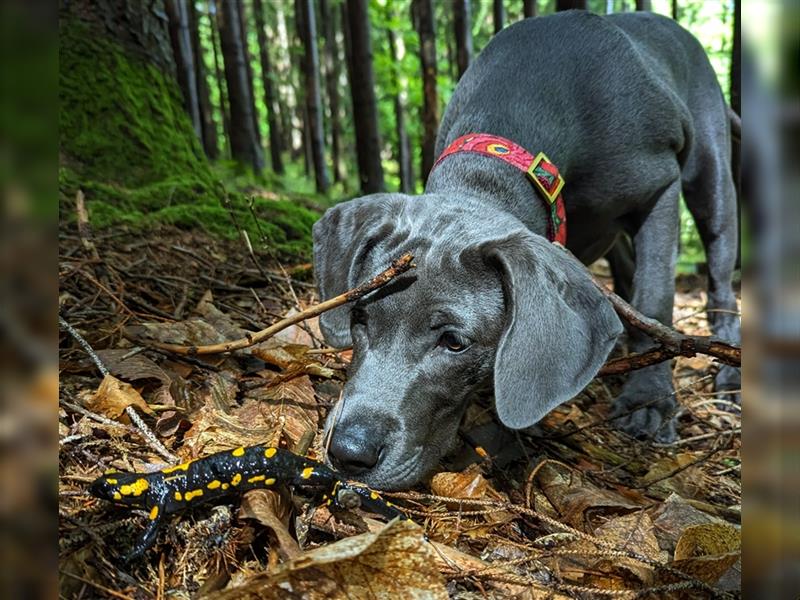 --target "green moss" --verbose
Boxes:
[58,21,322,258]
